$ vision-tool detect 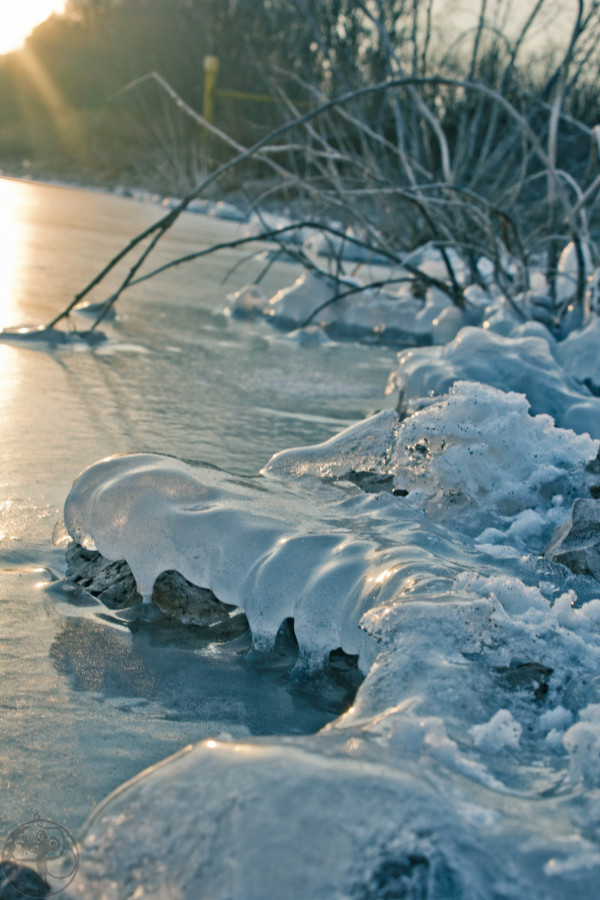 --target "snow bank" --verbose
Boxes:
[390,381,597,541]
[243,270,479,344]
[265,381,597,547]
[265,270,425,340]
[553,315,600,394]
[387,326,600,437]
